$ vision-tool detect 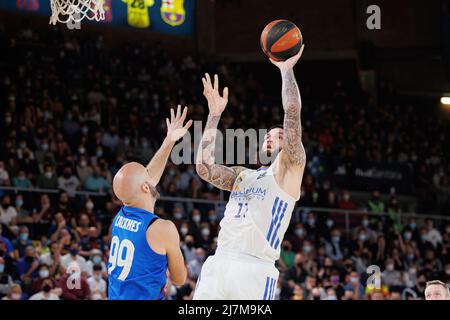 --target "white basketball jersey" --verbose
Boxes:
[217,165,297,263]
